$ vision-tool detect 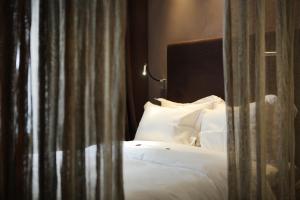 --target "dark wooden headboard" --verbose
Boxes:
[167,38,224,103]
